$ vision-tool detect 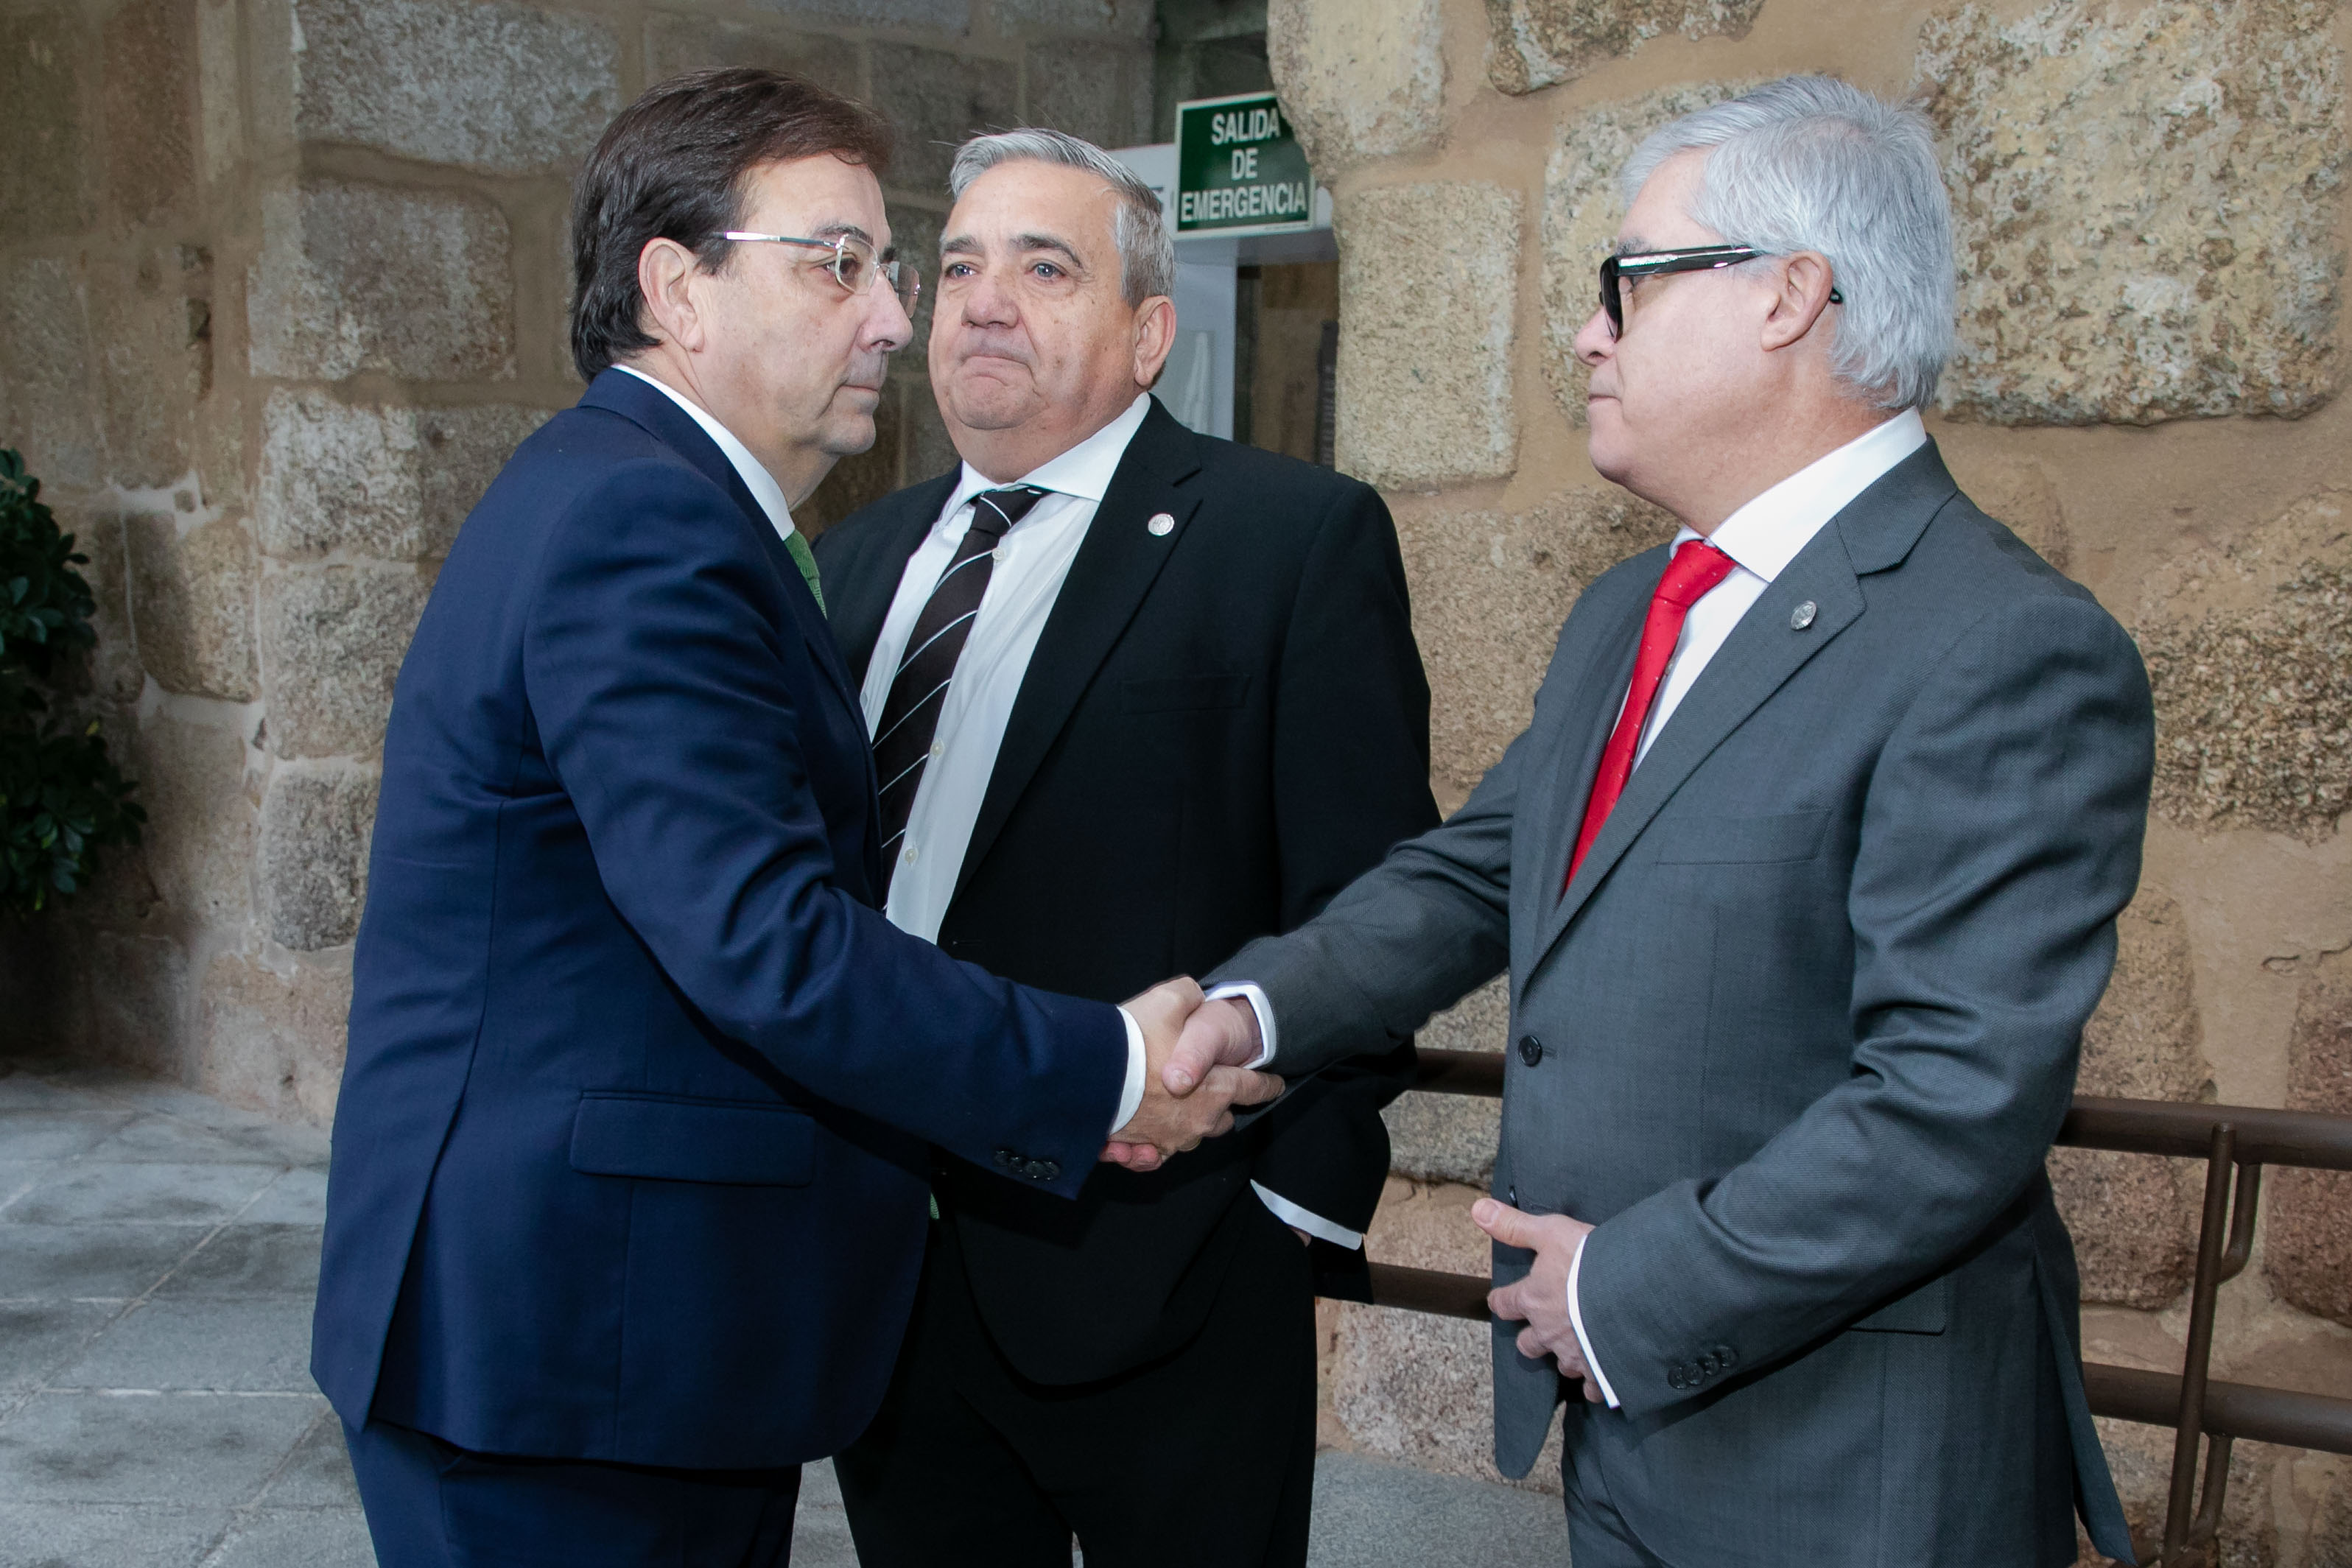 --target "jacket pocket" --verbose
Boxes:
[1655,808,1830,865]
[1849,1271,1950,1335]
[569,1092,814,1186]
[1123,672,1250,712]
